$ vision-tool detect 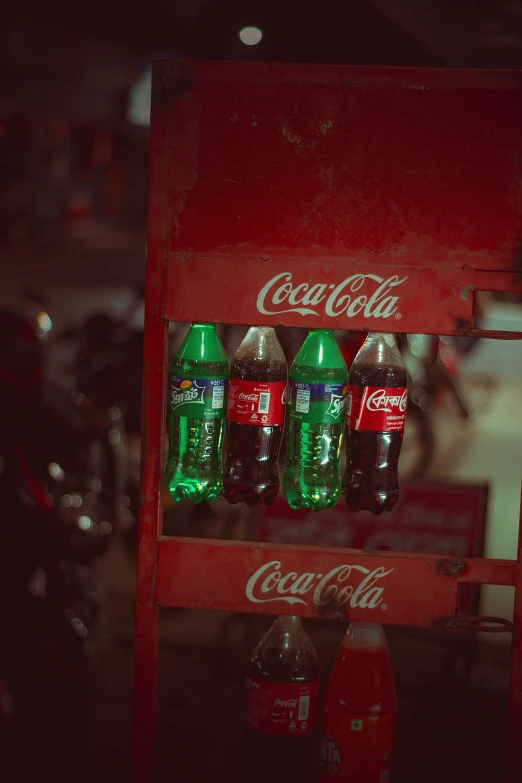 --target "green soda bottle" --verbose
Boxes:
[283,329,347,510]
[165,323,229,503]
